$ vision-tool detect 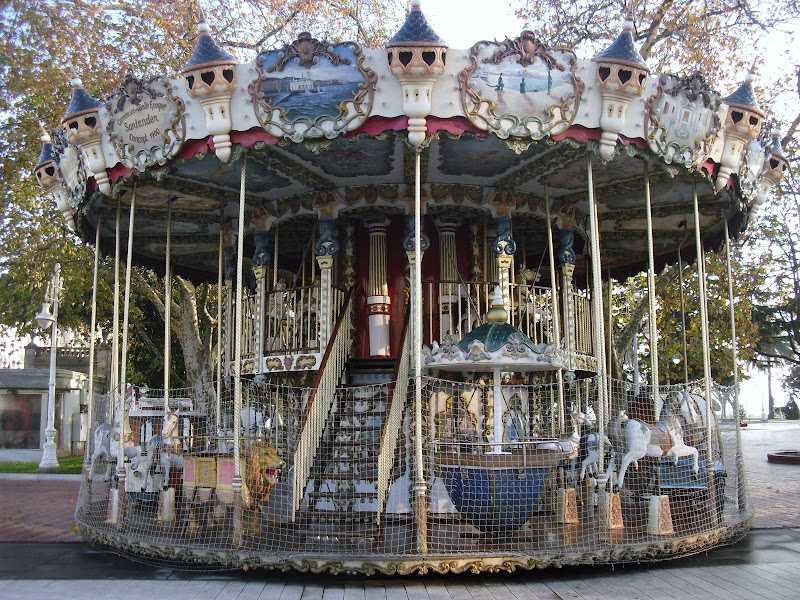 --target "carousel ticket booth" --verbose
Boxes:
[35,0,786,574]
